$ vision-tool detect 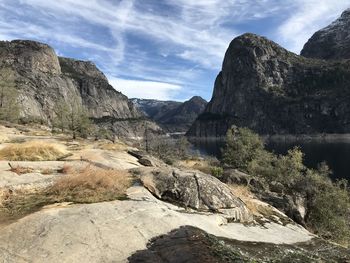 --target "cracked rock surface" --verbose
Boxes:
[139,167,252,222]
